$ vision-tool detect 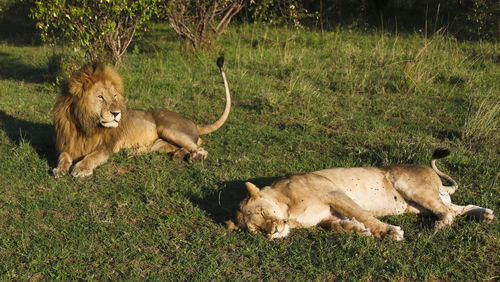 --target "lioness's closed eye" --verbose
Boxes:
[53,57,231,178]
[229,149,495,240]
